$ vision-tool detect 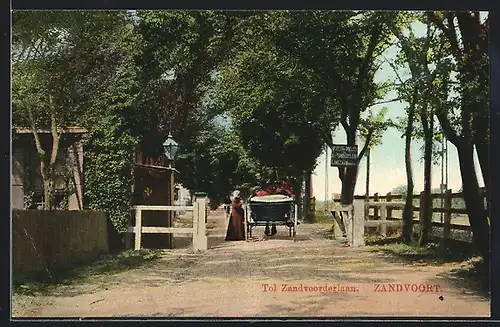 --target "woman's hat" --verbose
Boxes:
[232,190,241,199]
